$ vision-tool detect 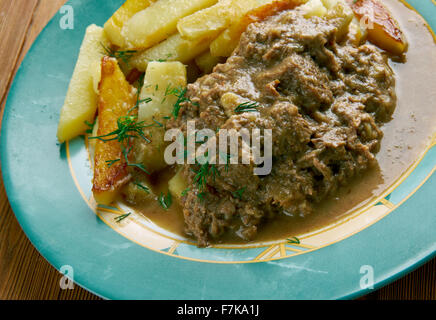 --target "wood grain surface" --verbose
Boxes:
[0,0,434,300]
